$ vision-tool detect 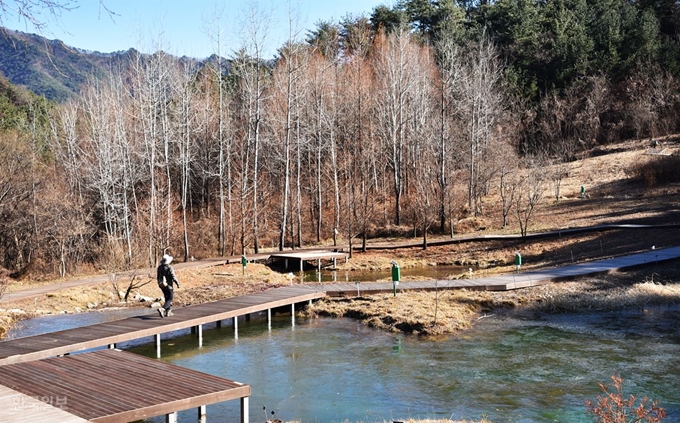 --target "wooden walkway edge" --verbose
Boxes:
[0,286,324,366]
[0,349,250,423]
